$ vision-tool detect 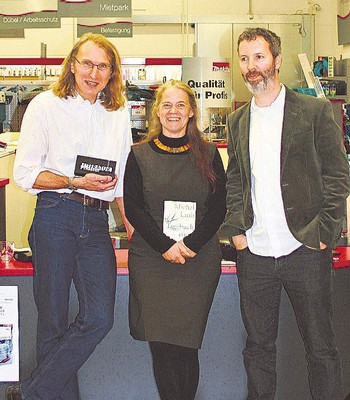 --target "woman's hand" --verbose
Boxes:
[115,197,134,241]
[162,242,187,264]
[123,218,135,242]
[162,241,196,264]
[178,240,196,258]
